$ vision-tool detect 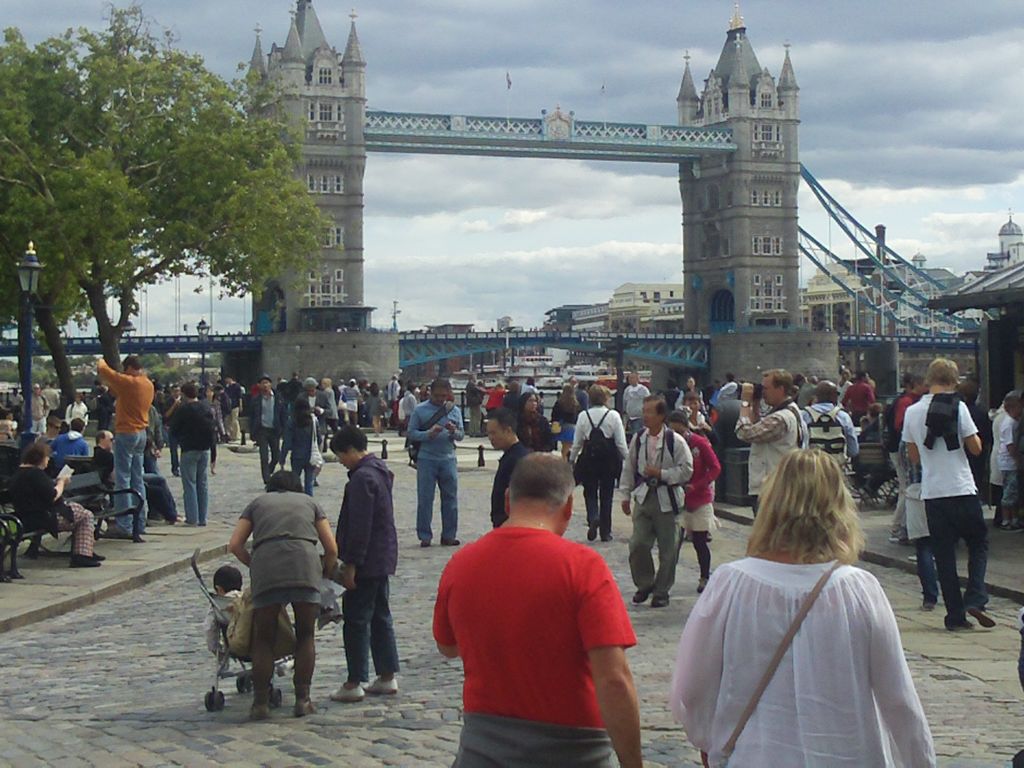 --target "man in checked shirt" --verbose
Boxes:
[735,369,808,516]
